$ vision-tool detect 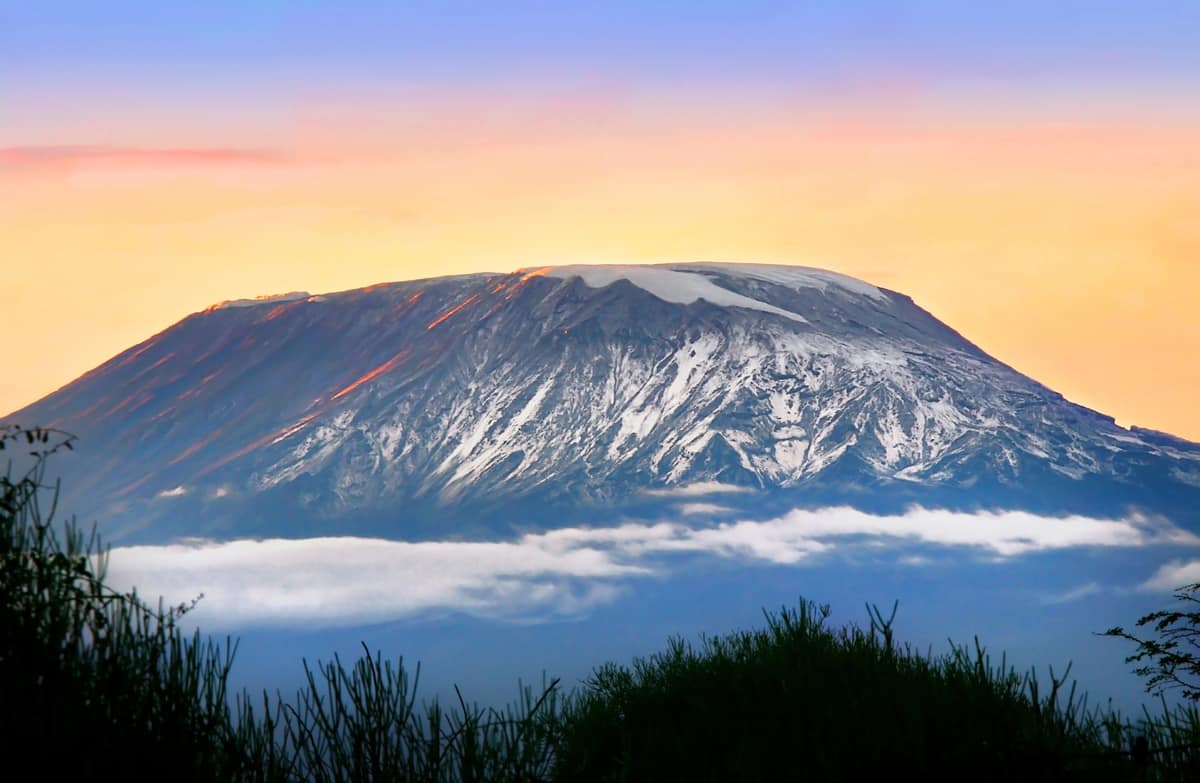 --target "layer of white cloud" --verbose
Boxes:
[641,481,755,498]
[103,506,1198,629]
[1140,559,1200,593]
[157,486,188,498]
[677,502,736,516]
[105,536,647,628]
[743,507,1198,558]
